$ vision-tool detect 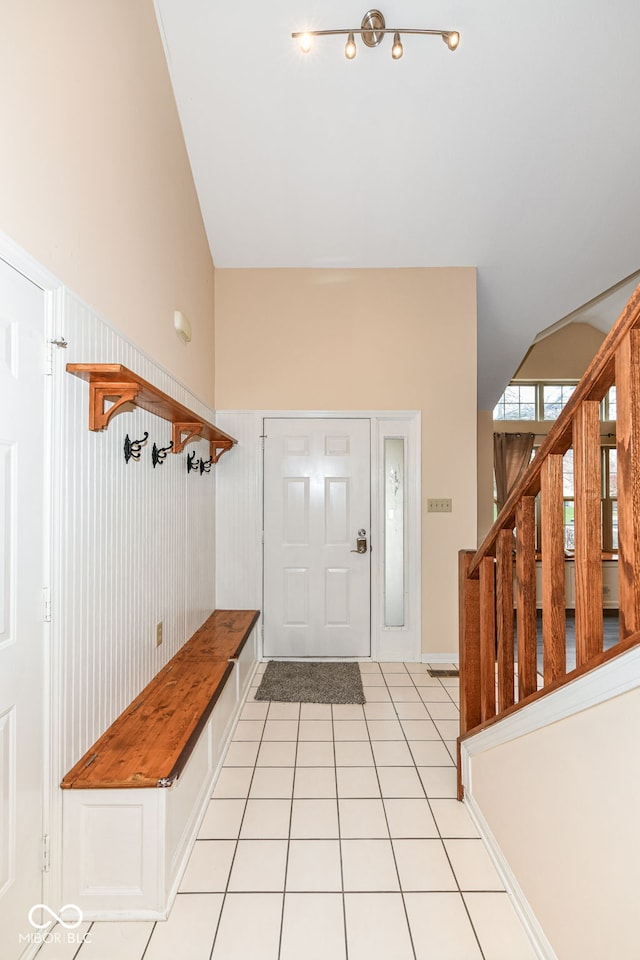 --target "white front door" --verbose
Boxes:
[263,418,371,658]
[0,259,46,951]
